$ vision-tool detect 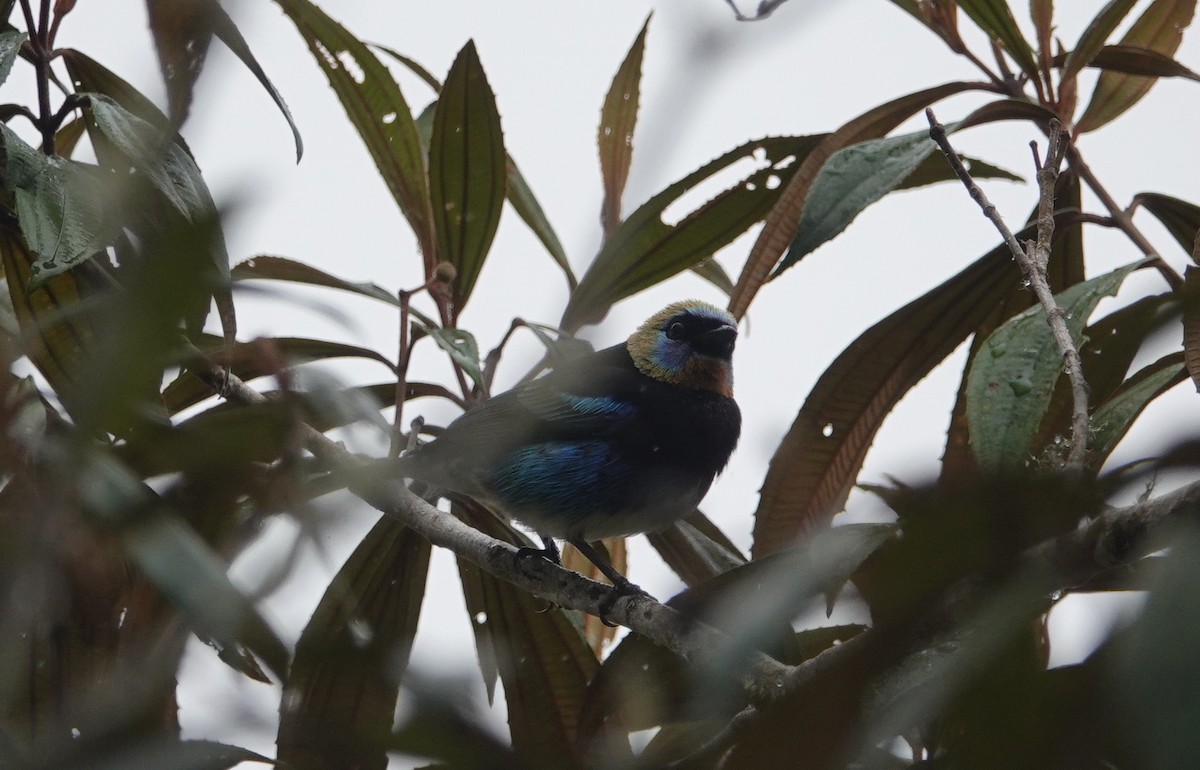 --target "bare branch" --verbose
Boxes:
[926,109,1090,472]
